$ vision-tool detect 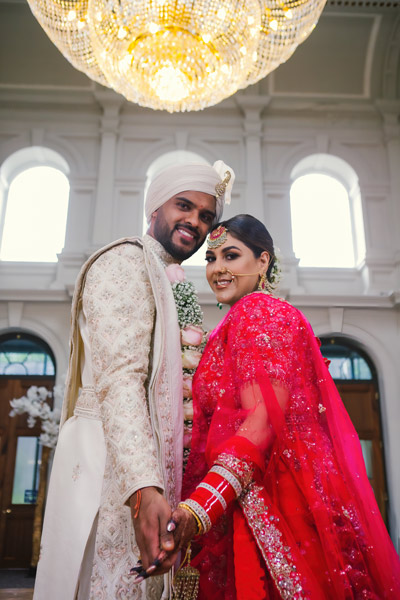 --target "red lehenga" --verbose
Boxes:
[182,293,400,600]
